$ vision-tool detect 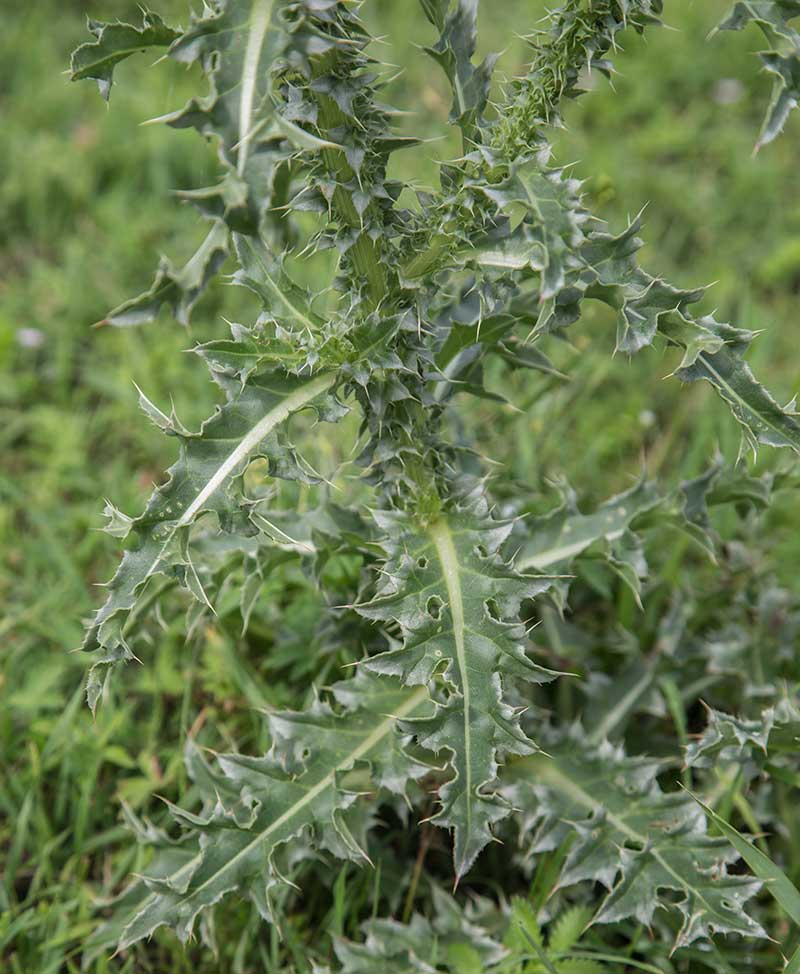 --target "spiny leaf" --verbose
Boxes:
[421,0,497,138]
[161,0,325,166]
[100,223,229,328]
[494,0,663,153]
[359,487,558,877]
[332,886,505,973]
[548,207,800,453]
[84,367,344,707]
[688,791,800,933]
[70,9,180,100]
[71,0,800,958]
[516,478,661,574]
[471,159,587,300]
[513,461,784,613]
[715,0,800,148]
[103,674,431,949]
[503,727,766,950]
[686,696,800,781]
